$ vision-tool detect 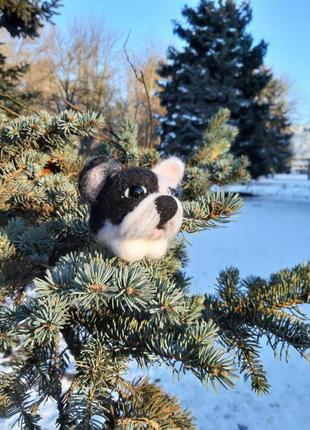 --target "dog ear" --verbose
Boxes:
[152,156,185,188]
[78,156,121,202]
